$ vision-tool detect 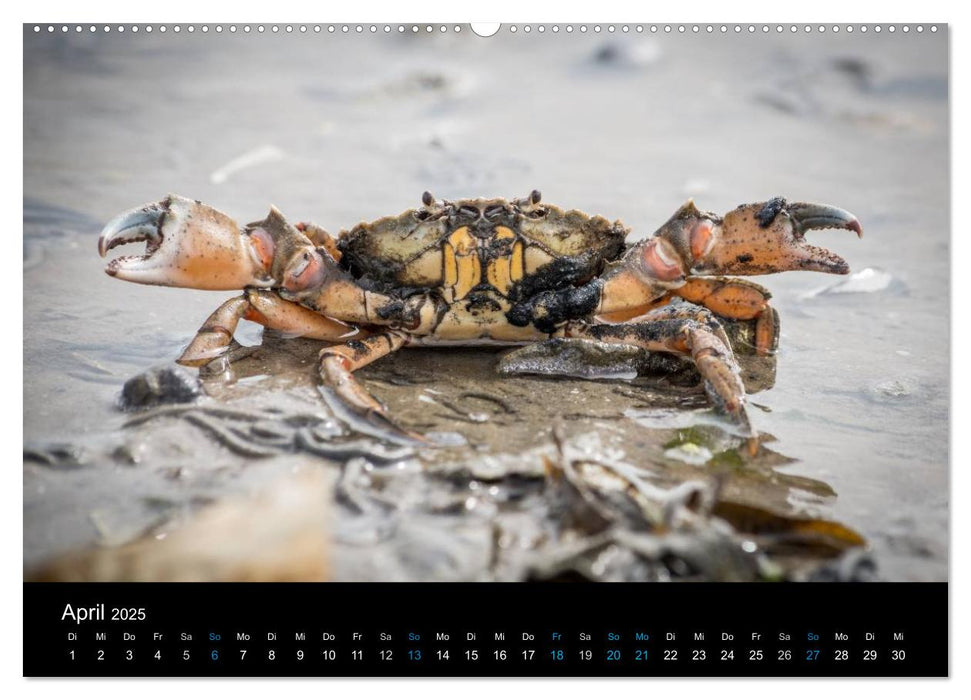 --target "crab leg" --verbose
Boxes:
[318,331,426,446]
[177,290,368,367]
[669,277,779,356]
[562,303,754,436]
